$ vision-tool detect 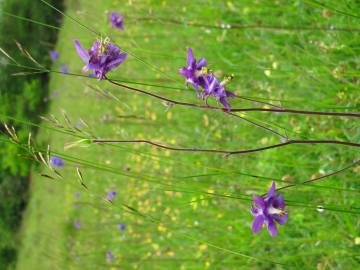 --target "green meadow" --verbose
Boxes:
[6,0,360,269]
